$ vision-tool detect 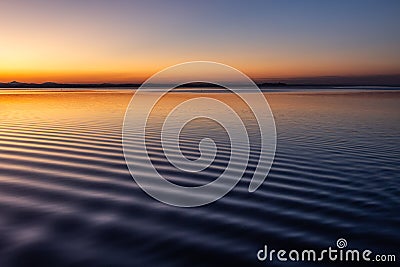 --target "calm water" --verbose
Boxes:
[0,89,399,266]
